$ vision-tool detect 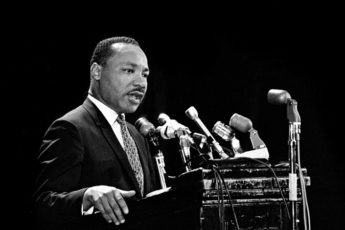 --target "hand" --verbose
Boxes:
[82,185,136,225]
